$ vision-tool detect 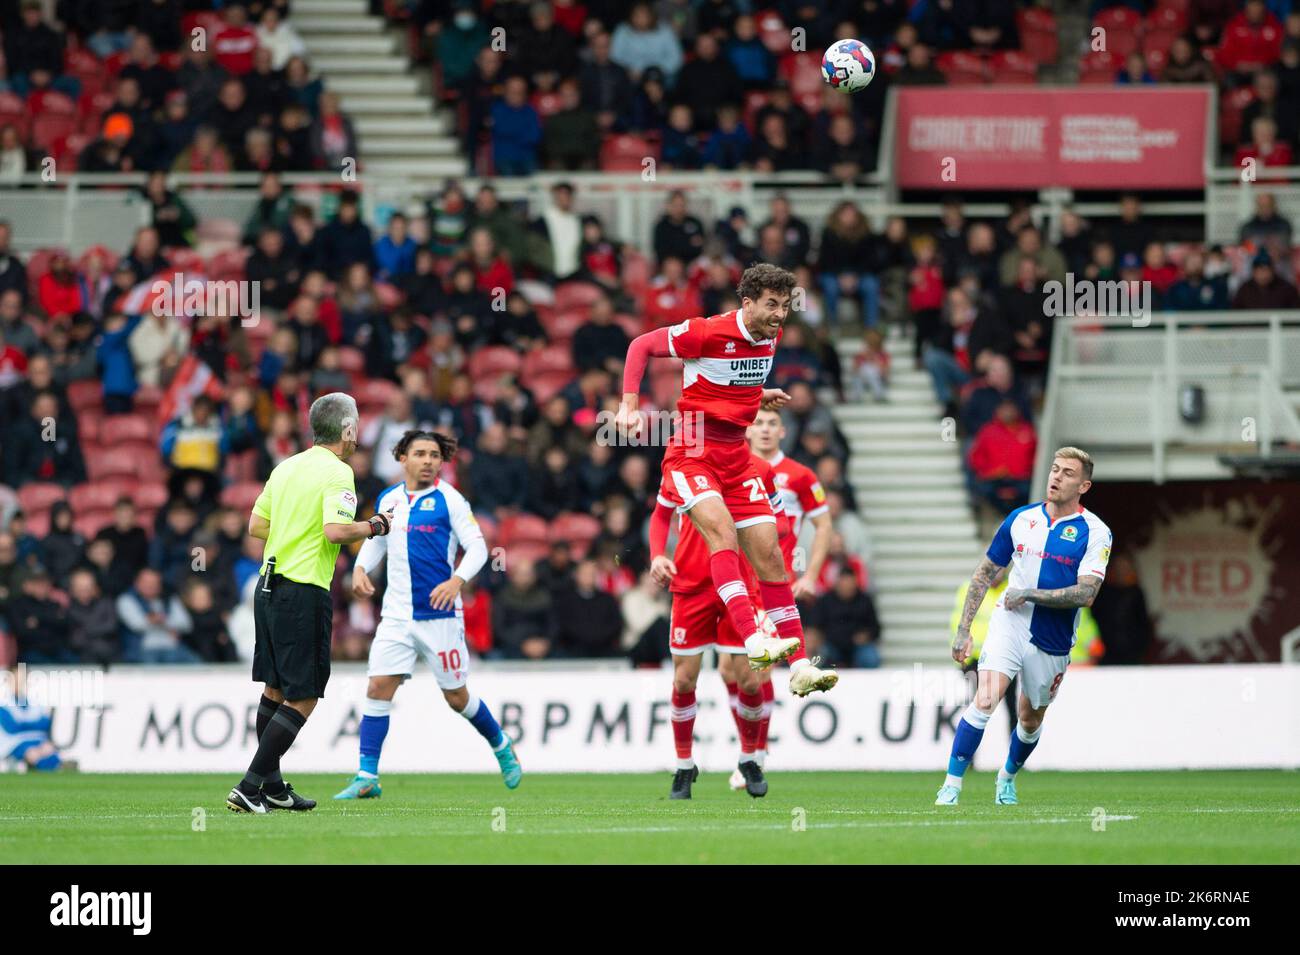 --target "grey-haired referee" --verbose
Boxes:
[226,393,394,813]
